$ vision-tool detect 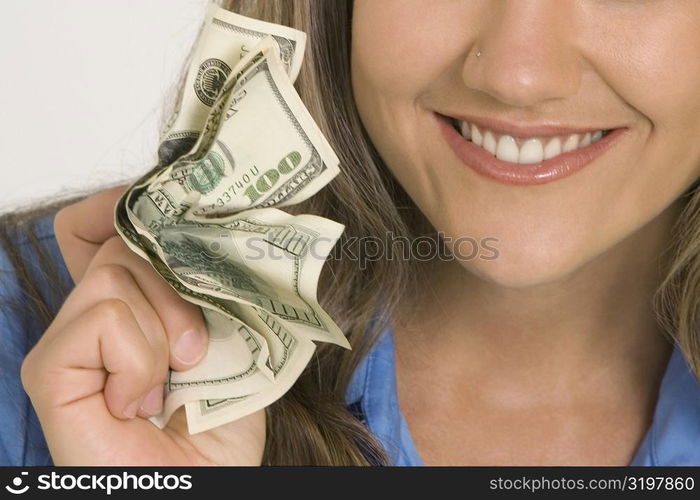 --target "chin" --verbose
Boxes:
[465,259,578,289]
[454,238,590,290]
